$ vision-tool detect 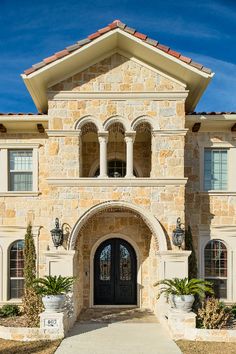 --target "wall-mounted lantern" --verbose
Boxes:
[172,217,185,249]
[50,218,64,249]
